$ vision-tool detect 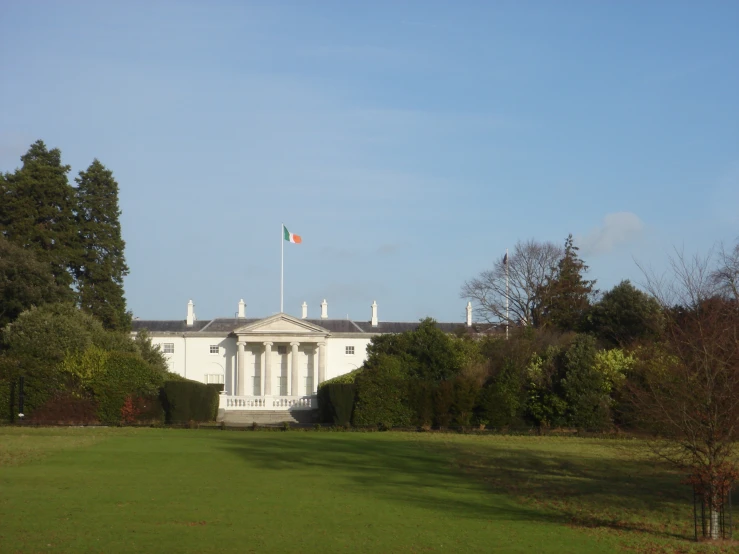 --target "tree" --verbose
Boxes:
[629,251,739,540]
[0,236,68,330]
[73,160,130,330]
[584,280,663,347]
[711,239,739,302]
[560,334,611,430]
[535,235,596,331]
[461,239,562,326]
[364,318,467,381]
[0,141,79,297]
